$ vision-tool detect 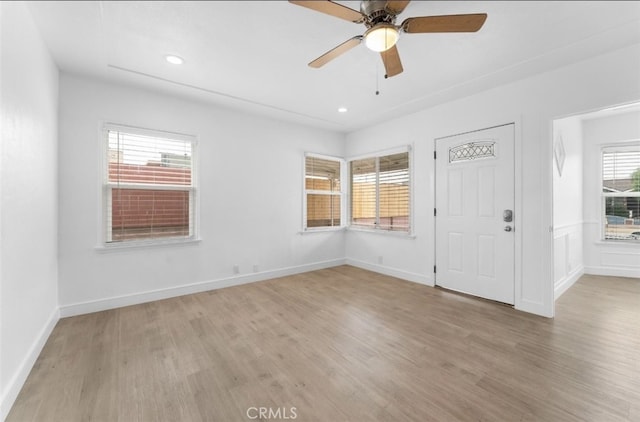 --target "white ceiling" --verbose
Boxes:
[27,1,640,133]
